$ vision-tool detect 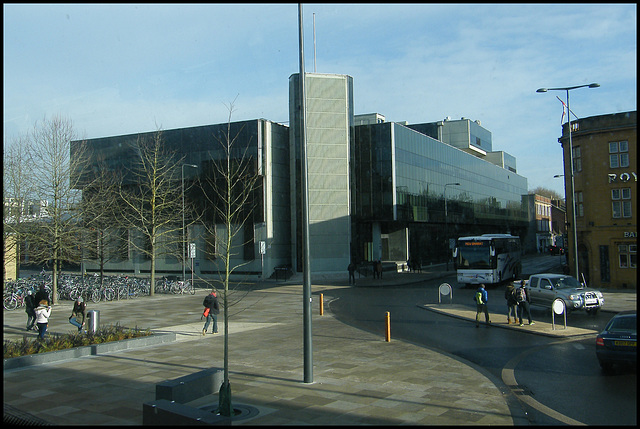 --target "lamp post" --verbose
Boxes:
[537,83,599,278]
[444,182,460,270]
[182,164,198,283]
